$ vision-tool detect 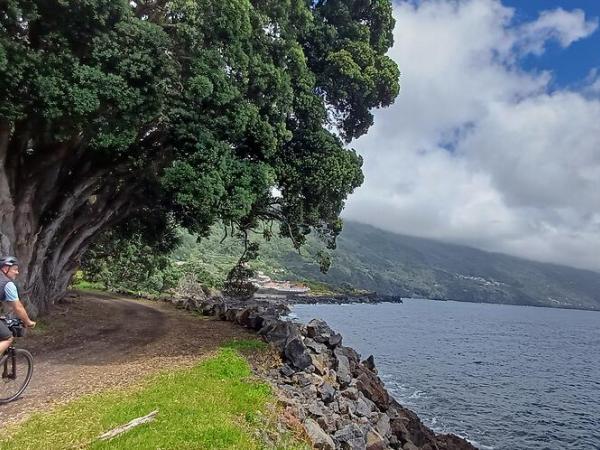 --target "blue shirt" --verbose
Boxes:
[3,282,18,302]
